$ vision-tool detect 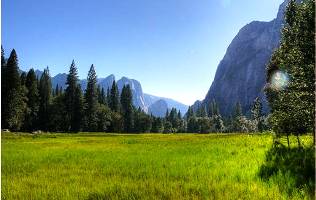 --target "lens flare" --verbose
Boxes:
[270,70,289,91]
